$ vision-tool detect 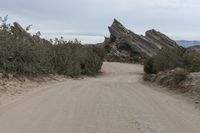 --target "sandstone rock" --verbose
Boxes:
[98,19,183,62]
[10,22,50,45]
[11,22,33,42]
